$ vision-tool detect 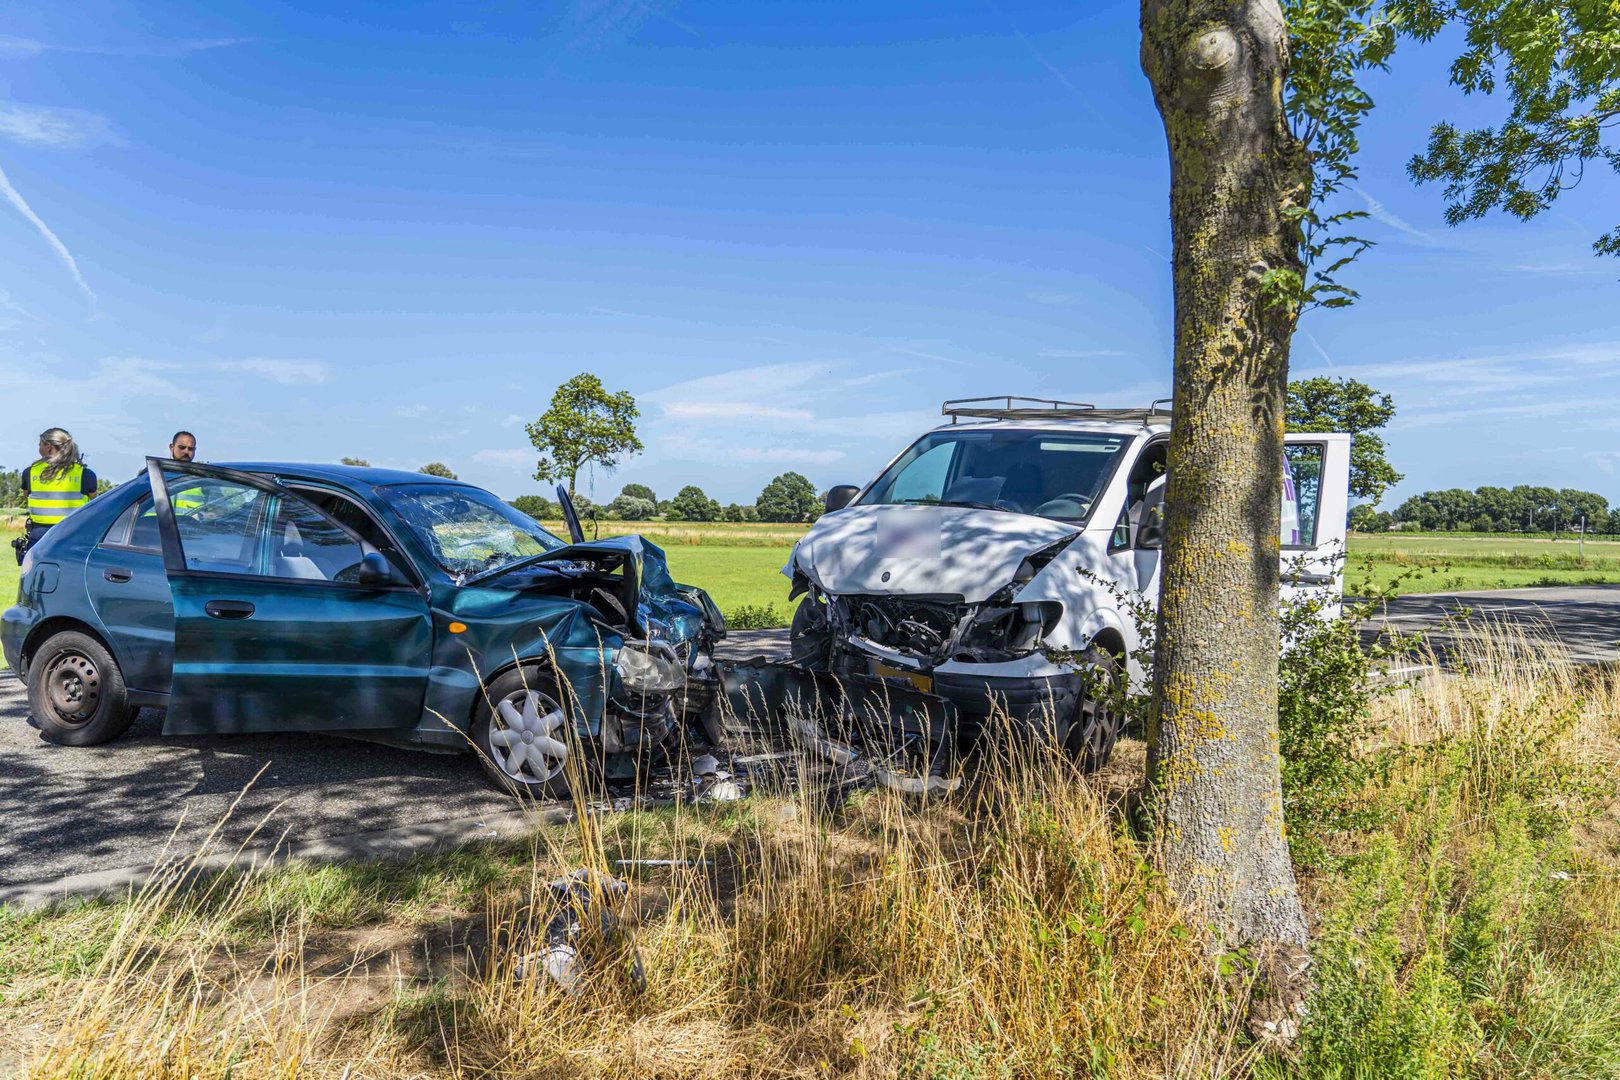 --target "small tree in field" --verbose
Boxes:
[755,472,820,523]
[418,462,457,479]
[527,373,643,500]
[669,485,721,522]
[619,482,657,505]
[1286,377,1400,504]
[607,494,656,520]
[508,495,558,521]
